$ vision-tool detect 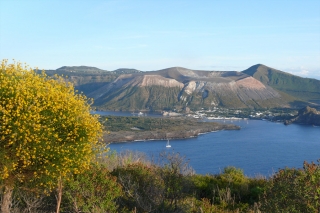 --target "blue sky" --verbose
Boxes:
[1,0,320,79]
